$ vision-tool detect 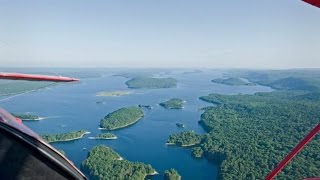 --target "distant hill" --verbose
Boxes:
[211,77,255,86]
[126,77,177,89]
